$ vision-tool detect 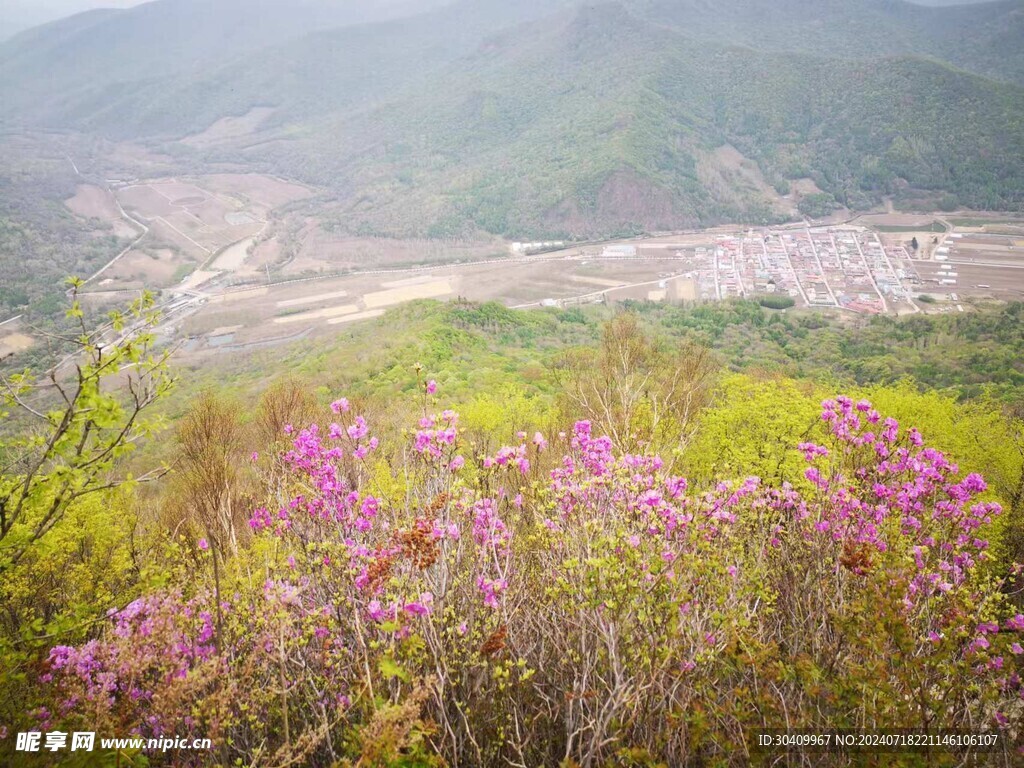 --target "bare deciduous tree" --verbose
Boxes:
[254,378,319,445]
[554,313,717,463]
[173,392,248,557]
